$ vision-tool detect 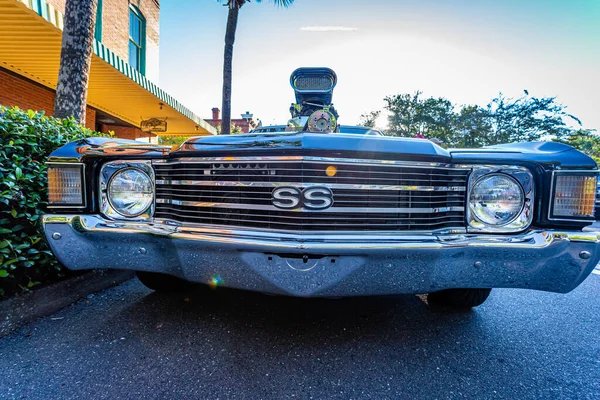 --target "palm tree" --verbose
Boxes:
[53,0,97,123]
[219,0,295,135]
